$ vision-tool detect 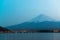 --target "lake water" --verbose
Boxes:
[0,33,60,40]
